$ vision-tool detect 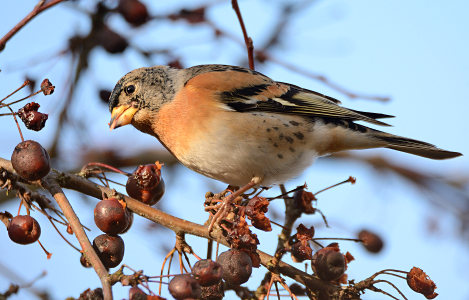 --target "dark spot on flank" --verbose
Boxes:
[283,123,289,127]
[289,147,295,152]
[293,132,304,140]
[277,154,283,159]
[263,120,266,123]
[279,133,284,140]
[285,136,294,144]
[272,127,279,131]
[289,120,300,126]
[266,128,271,132]
[273,143,278,148]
